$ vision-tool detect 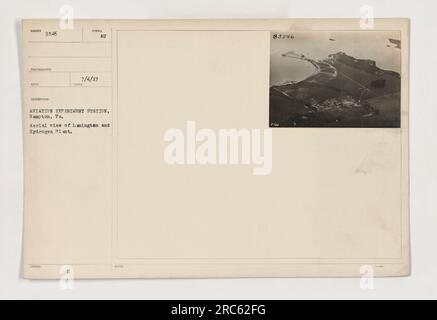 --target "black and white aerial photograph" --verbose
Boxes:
[269,31,402,128]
